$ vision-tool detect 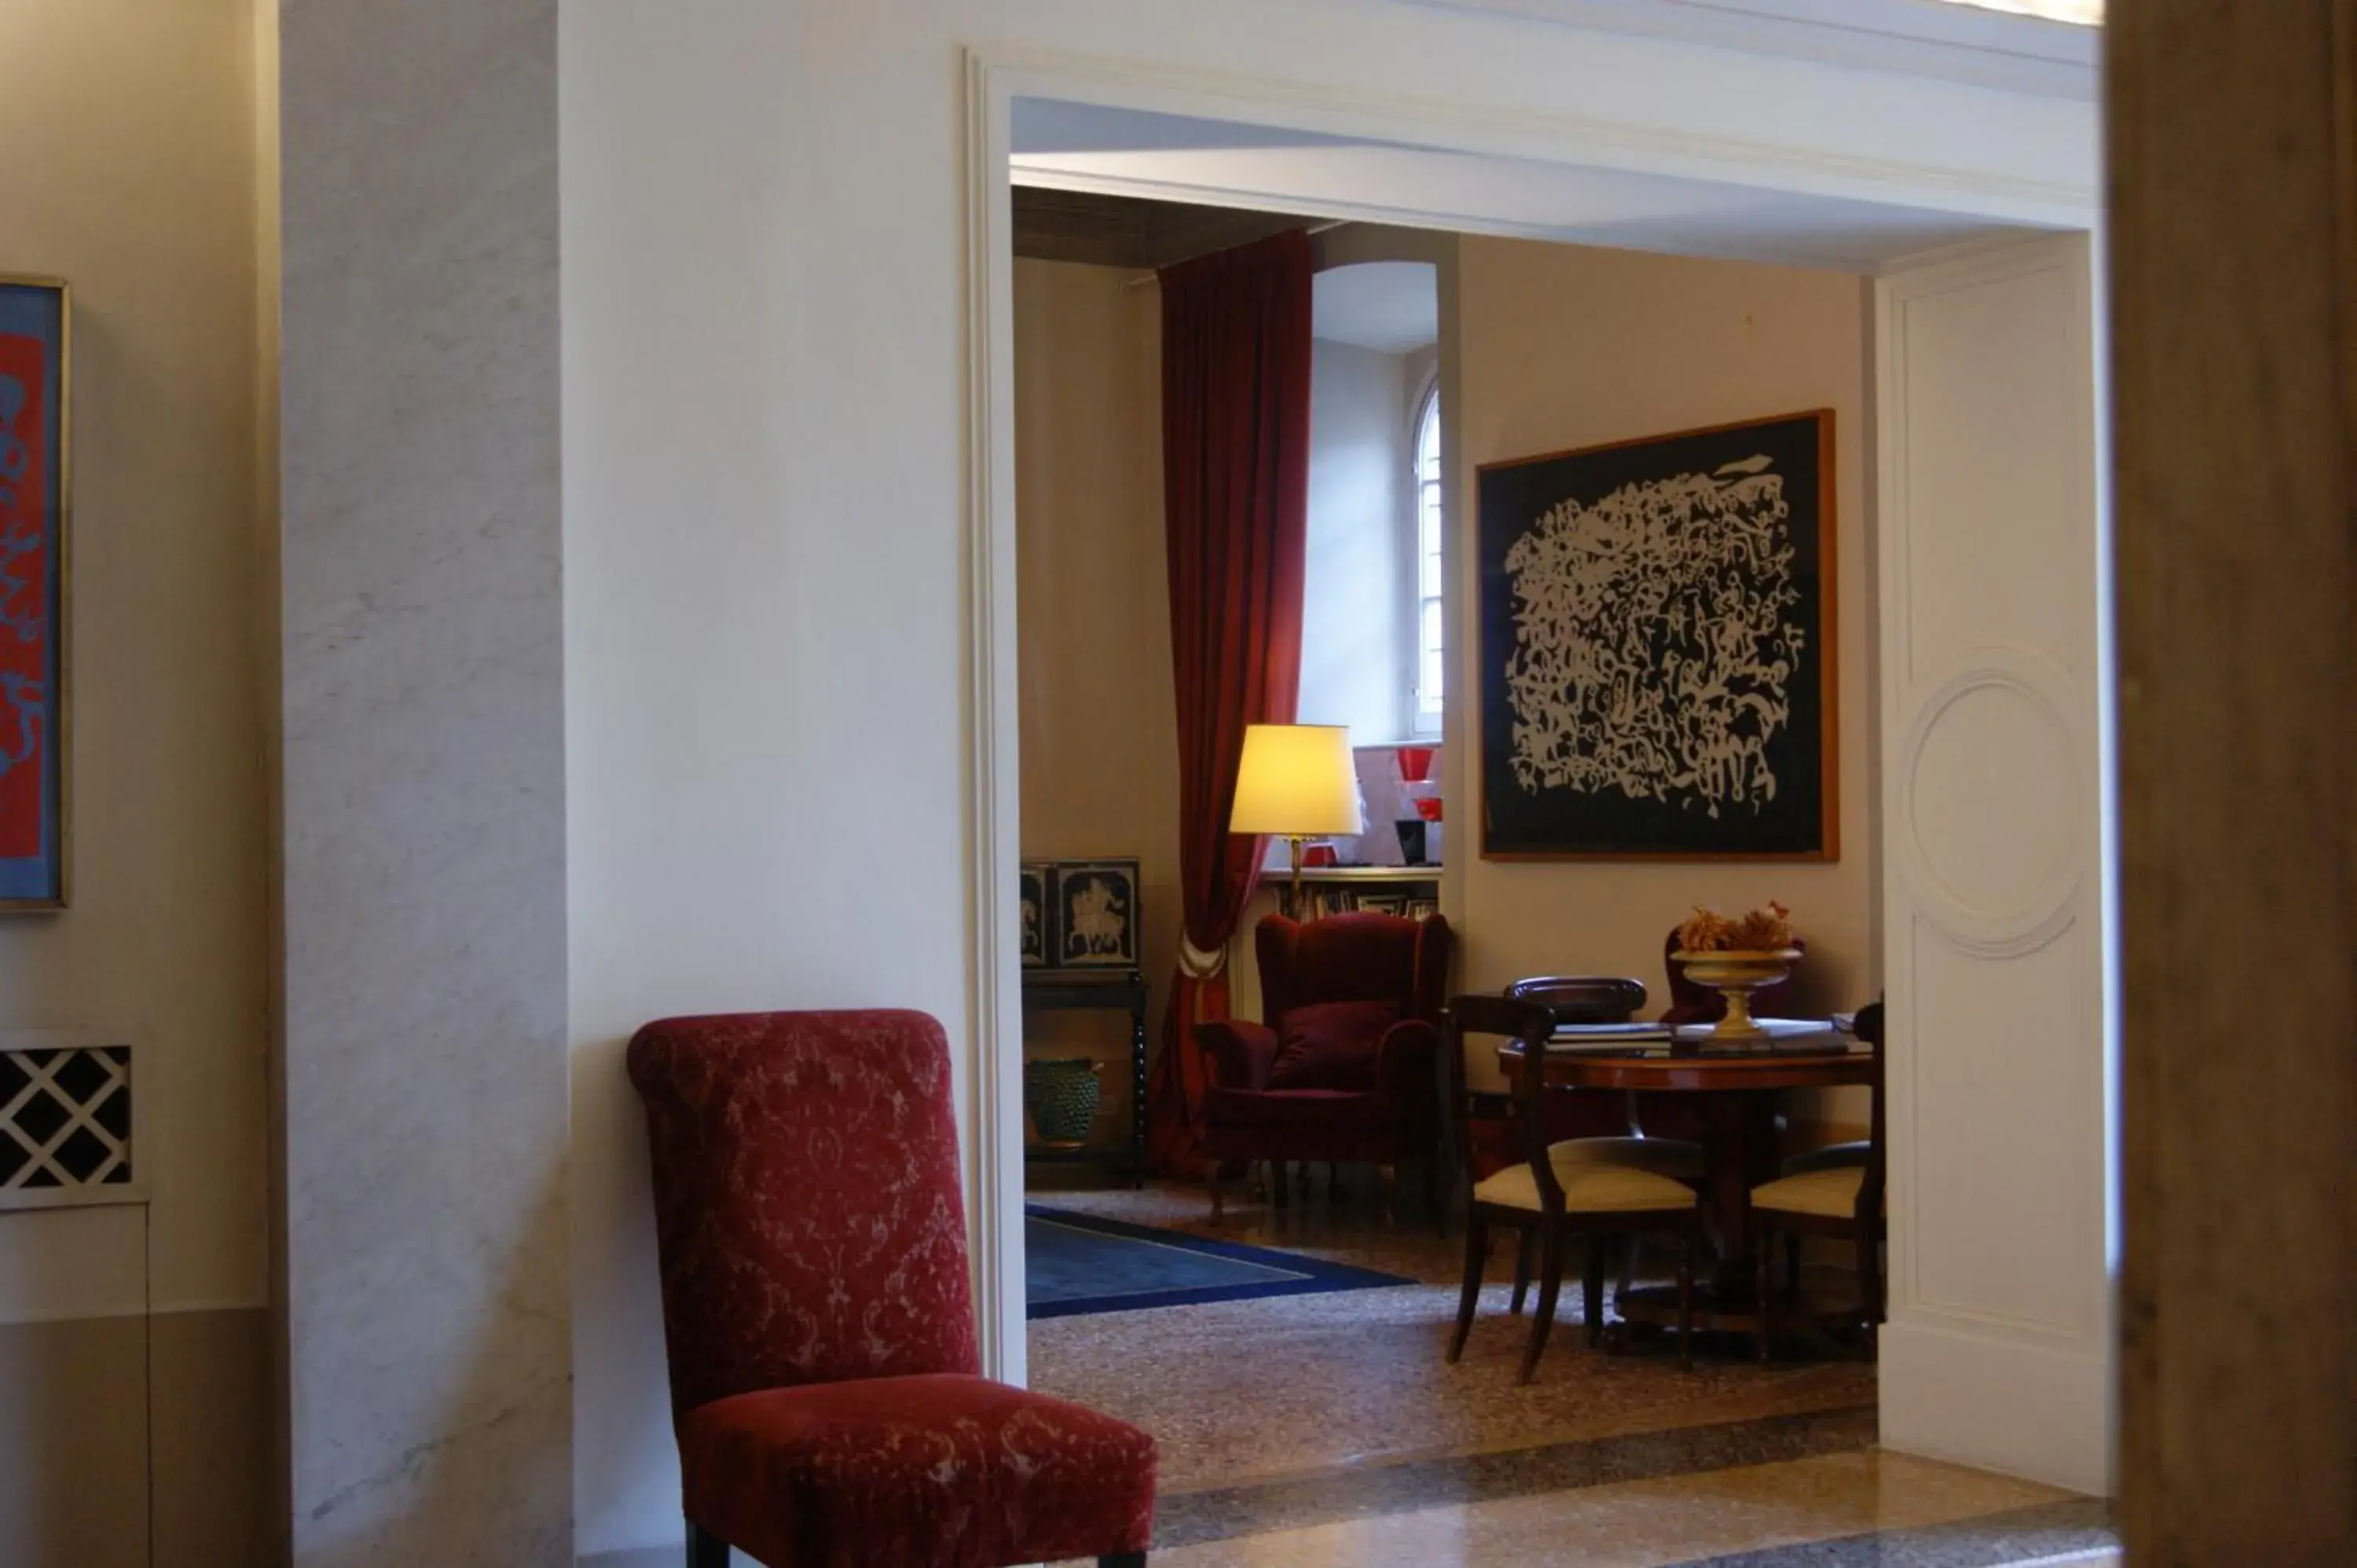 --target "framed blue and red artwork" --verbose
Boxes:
[0,277,68,910]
